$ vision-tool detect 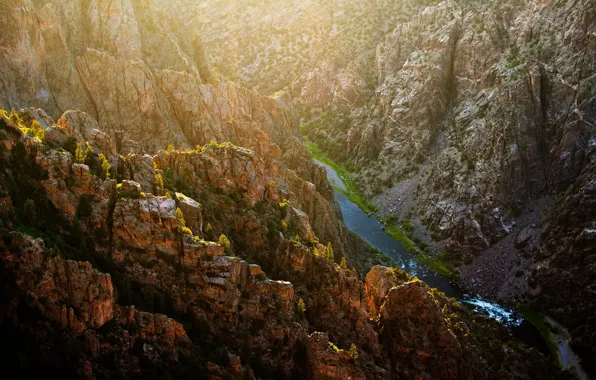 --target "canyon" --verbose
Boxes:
[0,0,594,379]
